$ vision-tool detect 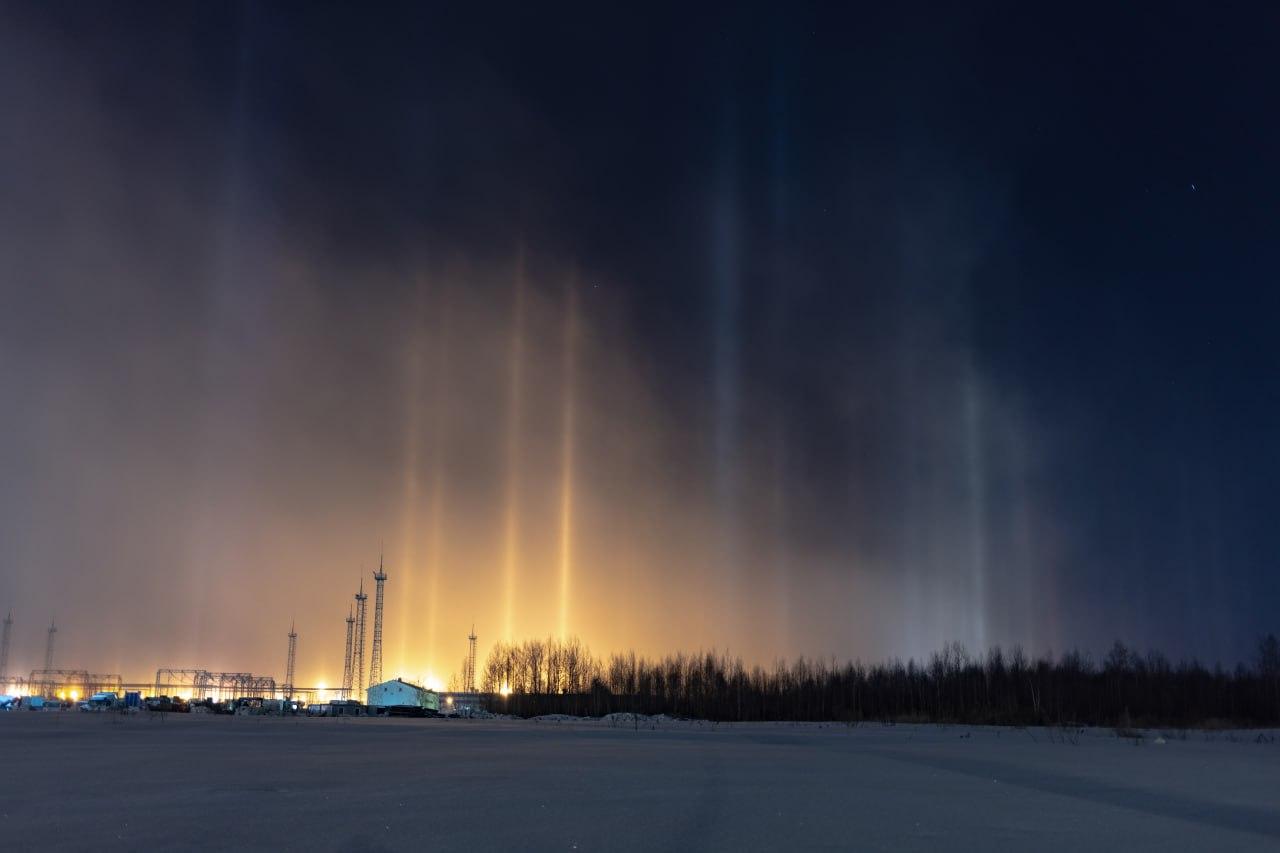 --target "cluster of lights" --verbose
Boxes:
[0,671,503,703]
